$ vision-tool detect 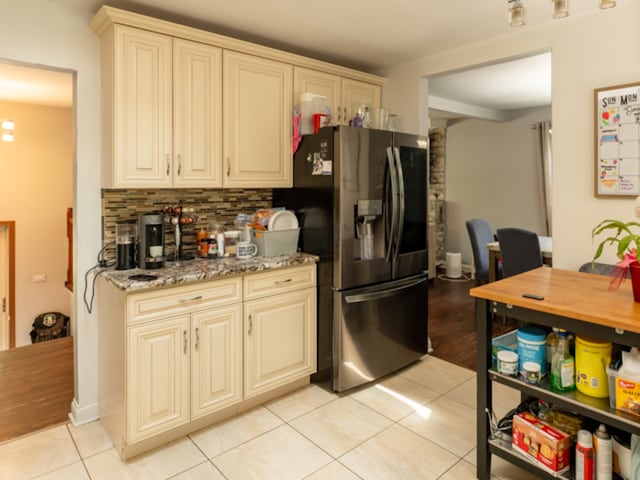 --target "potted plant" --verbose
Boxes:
[592,198,640,301]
